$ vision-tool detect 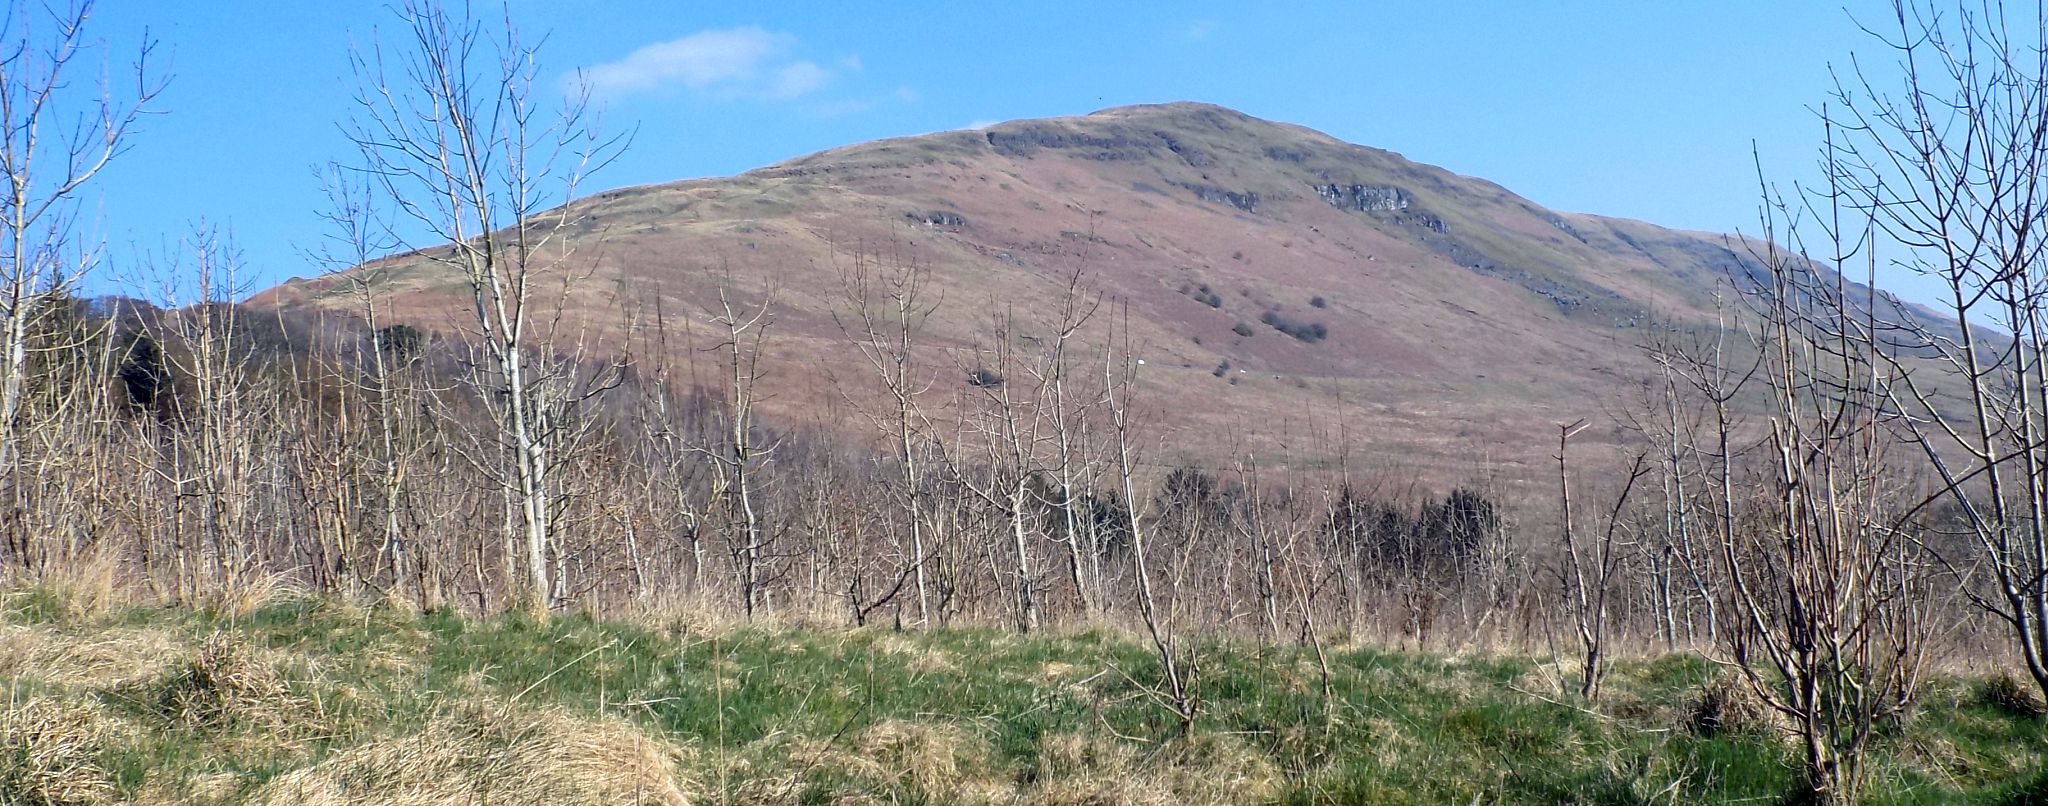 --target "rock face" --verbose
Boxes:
[907,210,968,228]
[1185,184,1258,213]
[1316,184,1410,212]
